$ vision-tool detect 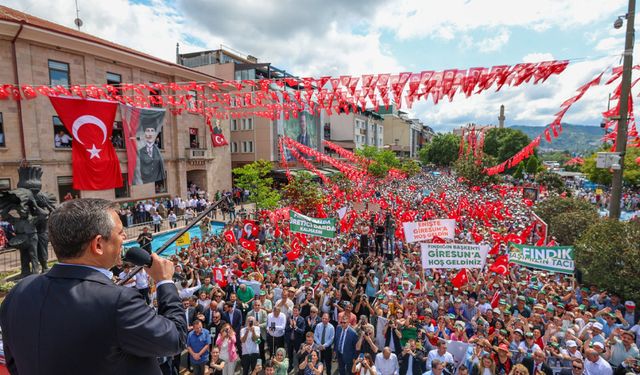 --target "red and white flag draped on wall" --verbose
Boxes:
[206,117,228,147]
[49,96,122,190]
